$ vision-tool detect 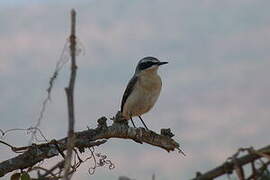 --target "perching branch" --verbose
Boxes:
[192,145,270,180]
[63,9,77,180]
[0,115,183,178]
